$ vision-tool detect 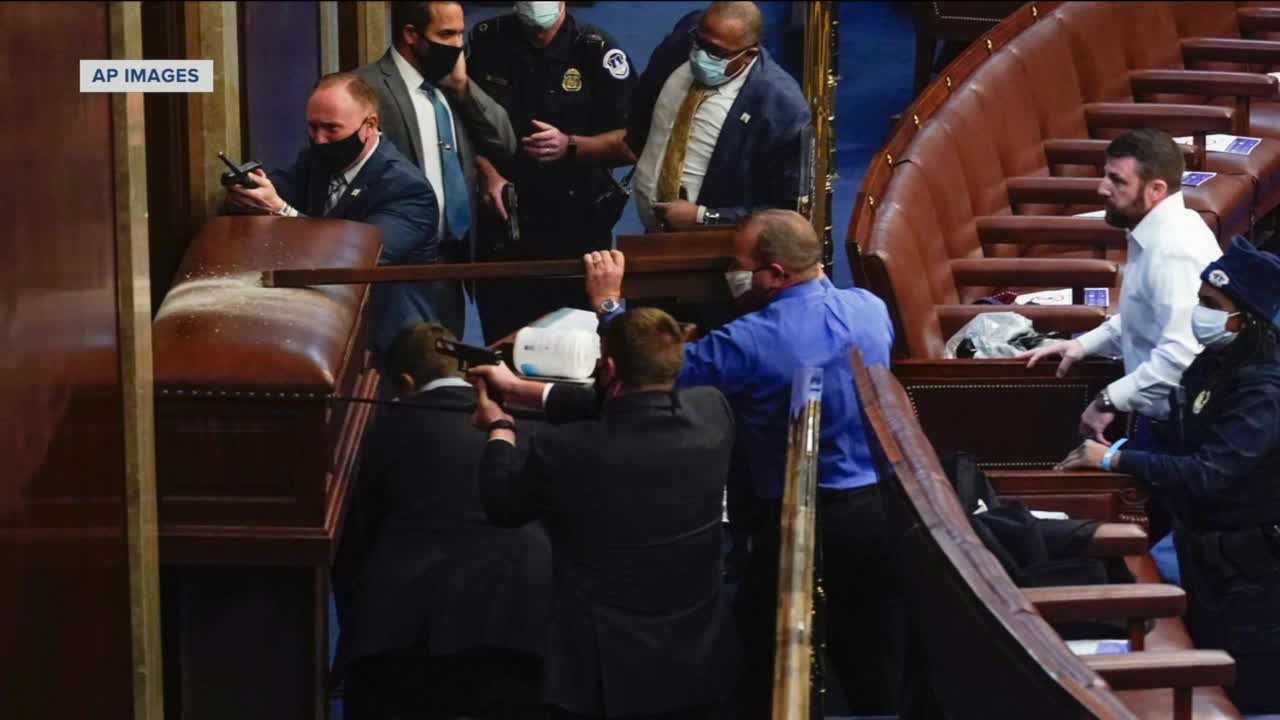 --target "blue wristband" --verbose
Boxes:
[1101,437,1128,472]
